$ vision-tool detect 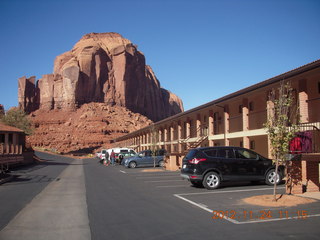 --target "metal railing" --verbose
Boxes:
[289,122,320,154]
